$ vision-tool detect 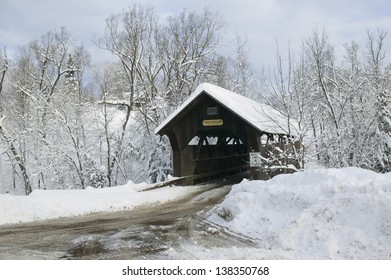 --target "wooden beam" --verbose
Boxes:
[141,164,250,192]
